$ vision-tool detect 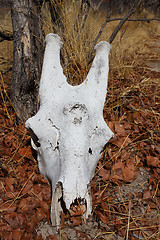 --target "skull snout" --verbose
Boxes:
[51,181,92,227]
